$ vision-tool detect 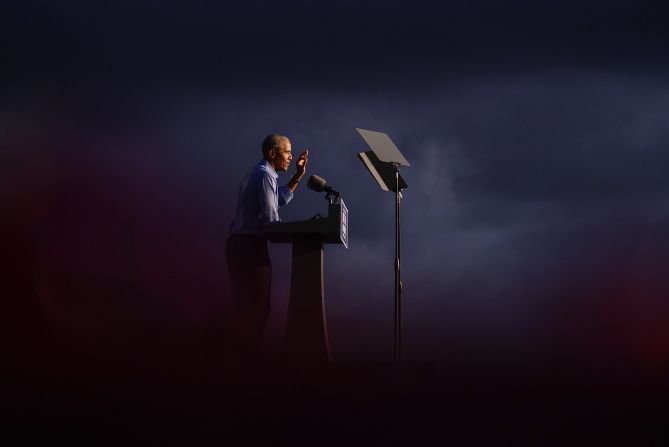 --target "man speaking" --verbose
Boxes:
[225,134,309,362]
